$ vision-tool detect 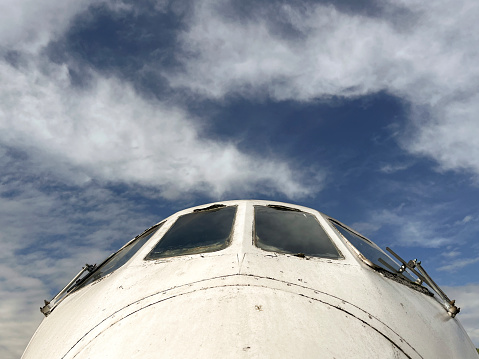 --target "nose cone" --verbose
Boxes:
[72,285,407,359]
[70,283,409,359]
